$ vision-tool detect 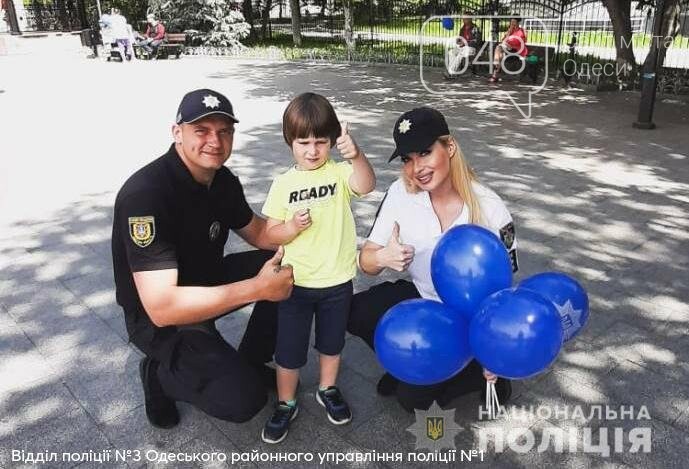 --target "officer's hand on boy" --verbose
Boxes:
[336,122,362,160]
[378,222,415,272]
[290,208,312,233]
[256,246,294,301]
